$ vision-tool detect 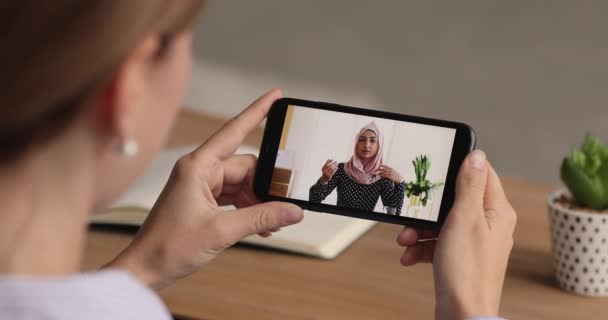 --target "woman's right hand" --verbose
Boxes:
[105,89,304,289]
[320,159,338,184]
[396,150,517,319]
